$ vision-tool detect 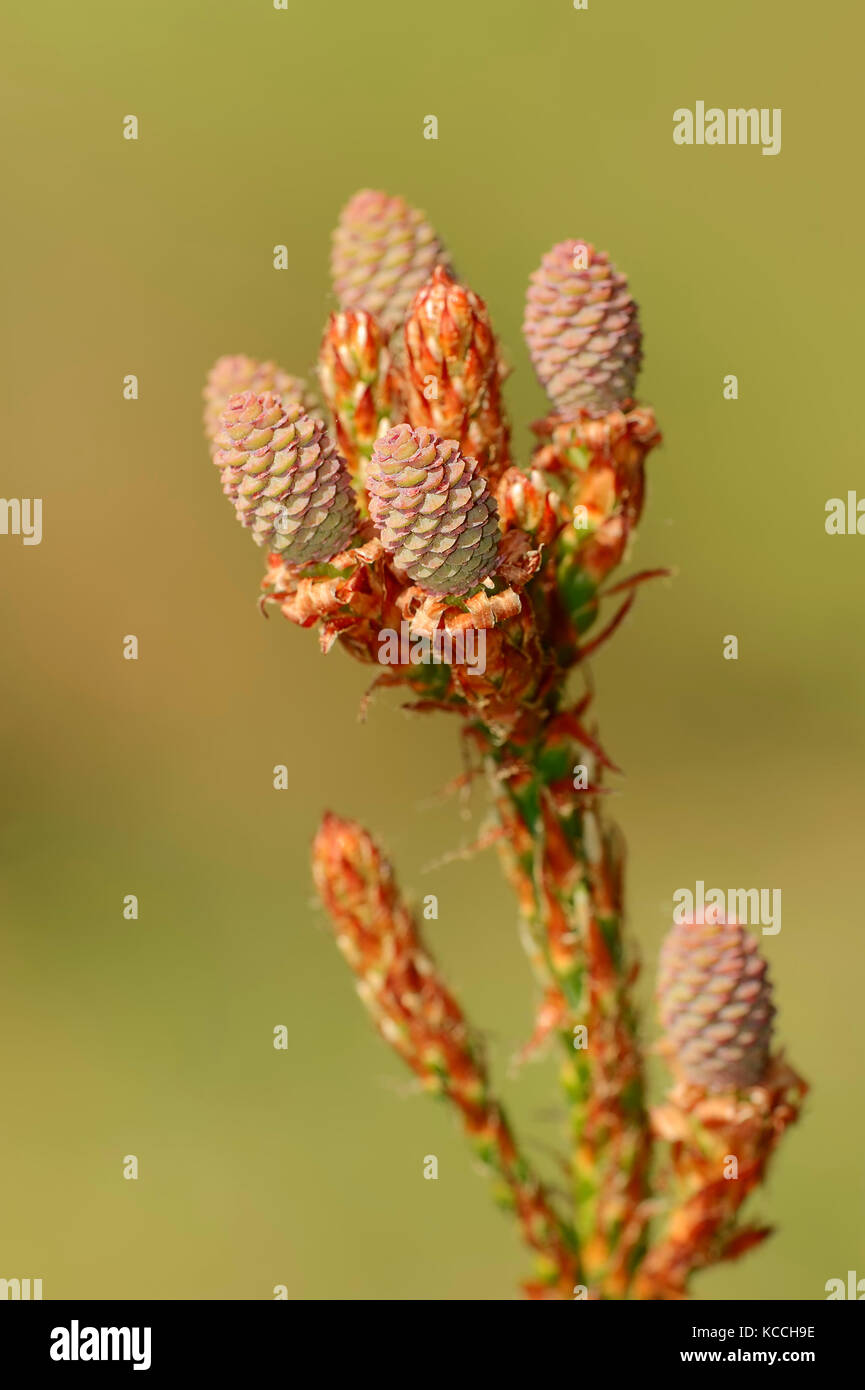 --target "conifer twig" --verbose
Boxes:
[204,191,805,1299]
